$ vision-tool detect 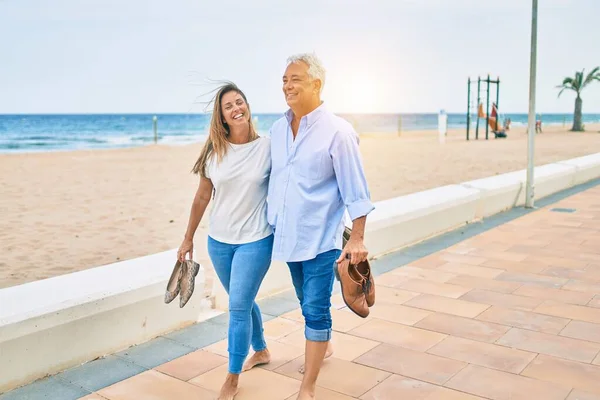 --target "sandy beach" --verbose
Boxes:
[1,123,599,289]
